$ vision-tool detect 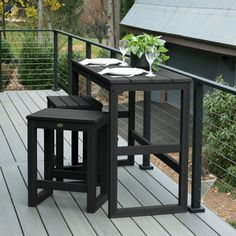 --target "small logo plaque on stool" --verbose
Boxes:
[57,123,64,128]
